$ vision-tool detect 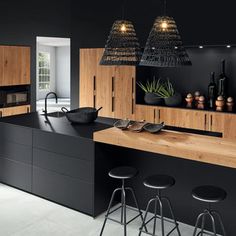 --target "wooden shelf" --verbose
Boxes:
[94,127,236,169]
